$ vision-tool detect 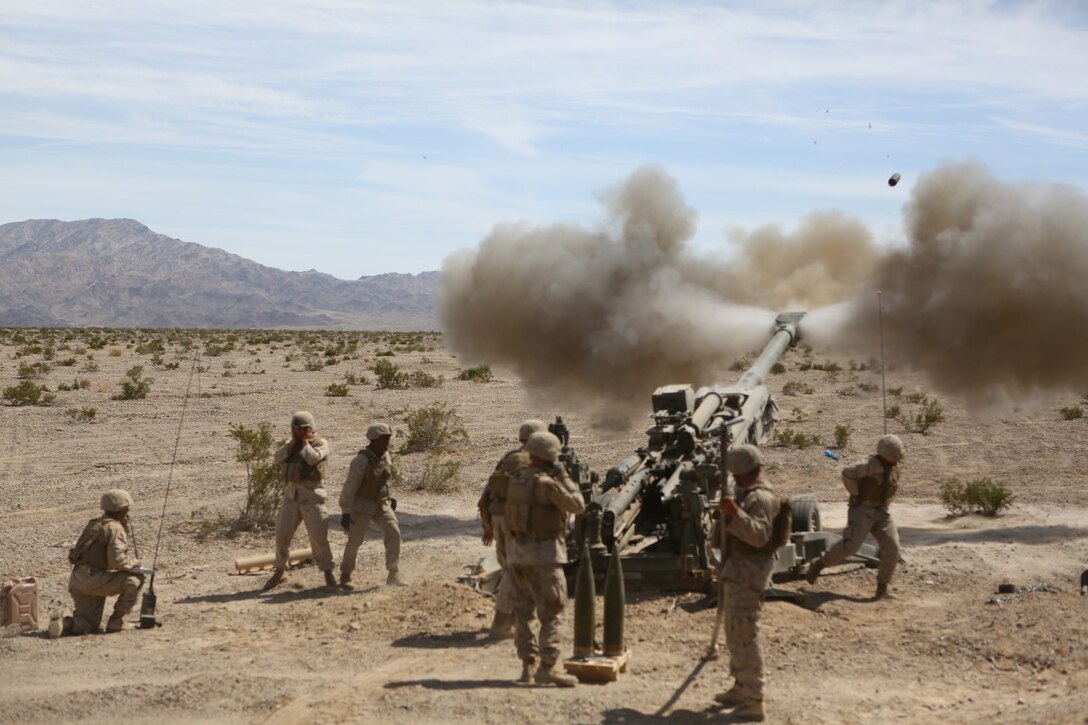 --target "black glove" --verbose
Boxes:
[390,498,397,511]
[340,513,352,530]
